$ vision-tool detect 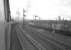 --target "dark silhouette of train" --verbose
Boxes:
[28,20,71,36]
